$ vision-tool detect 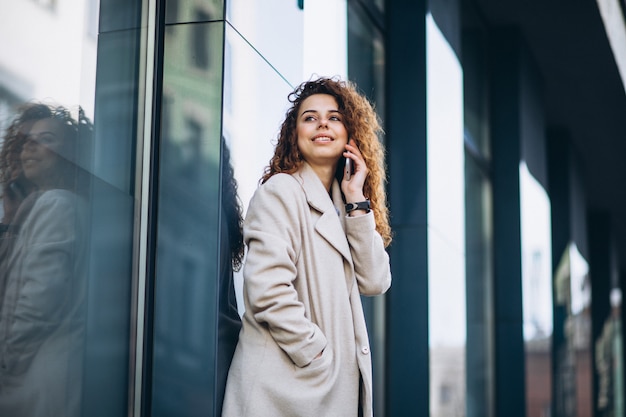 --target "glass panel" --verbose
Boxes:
[427,13,467,417]
[302,0,347,80]
[348,0,386,125]
[519,161,553,417]
[347,4,387,416]
[222,24,298,230]
[0,0,141,416]
[151,20,230,417]
[353,0,385,14]
[226,0,304,86]
[82,27,142,417]
[99,0,142,33]
[462,20,494,417]
[464,153,494,417]
[165,0,224,24]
